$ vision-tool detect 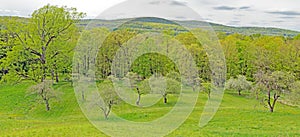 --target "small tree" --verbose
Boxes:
[125,72,144,105]
[95,80,120,119]
[226,75,252,95]
[201,83,212,99]
[192,77,202,92]
[28,80,60,111]
[254,70,295,112]
[148,75,181,104]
